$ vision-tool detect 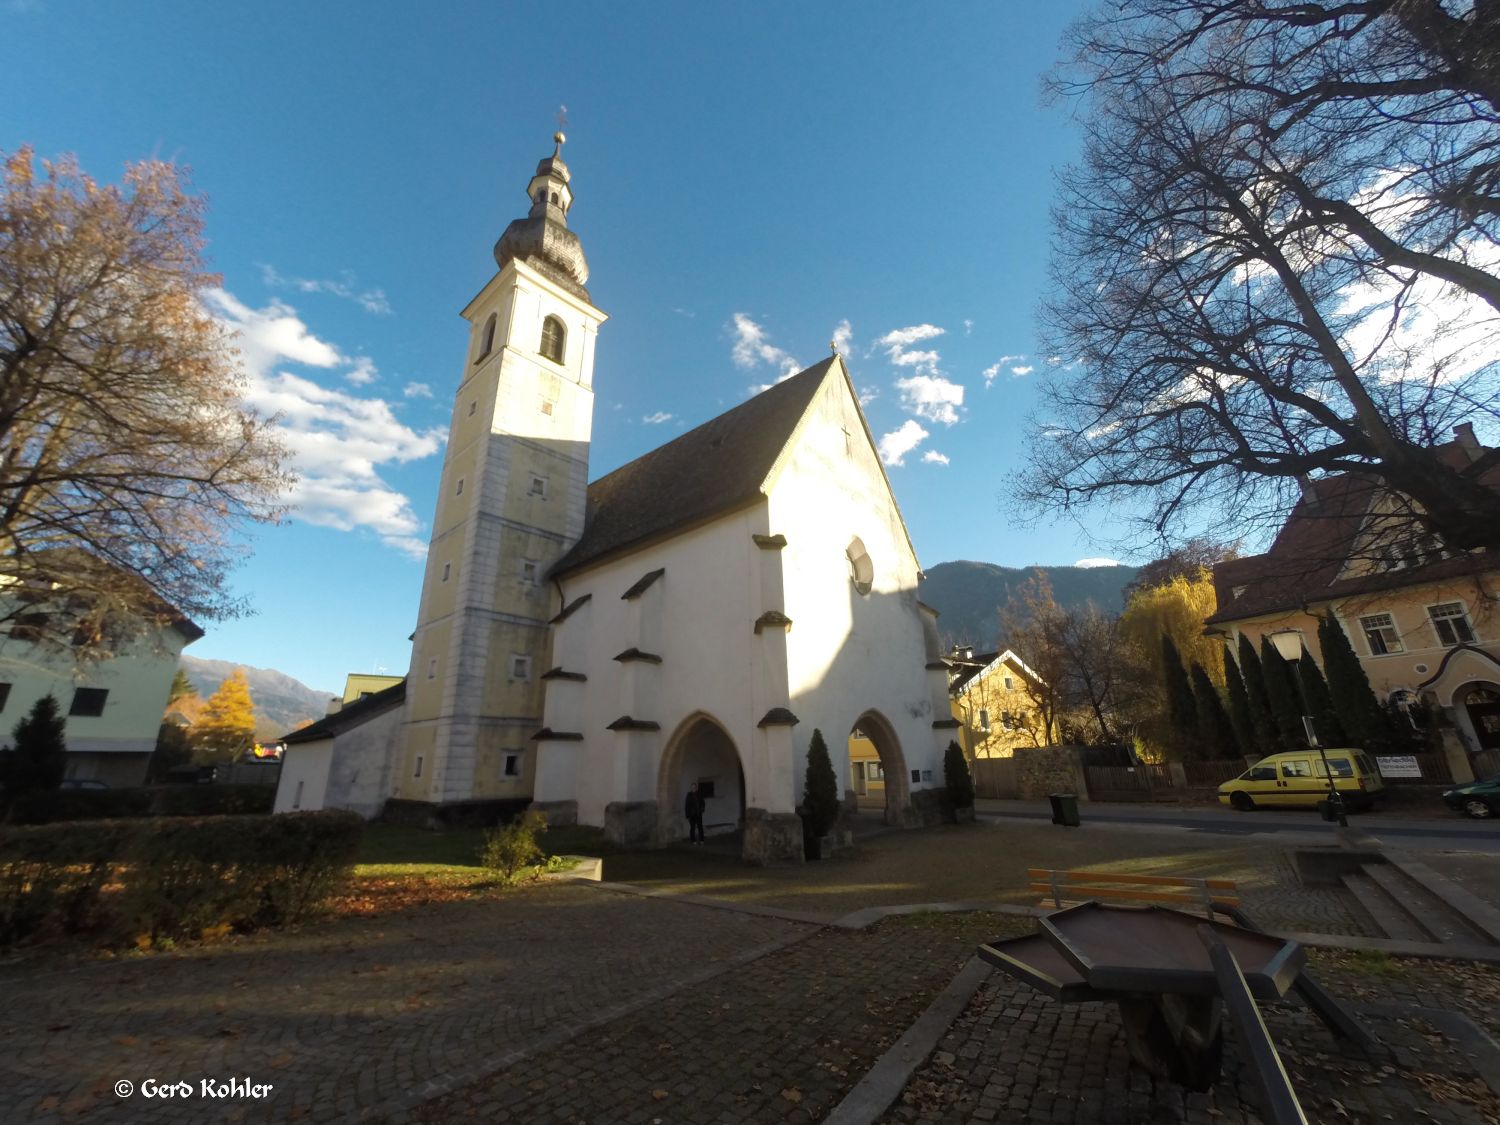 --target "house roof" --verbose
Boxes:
[1206,439,1500,625]
[950,649,1043,696]
[552,356,840,578]
[281,679,406,745]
